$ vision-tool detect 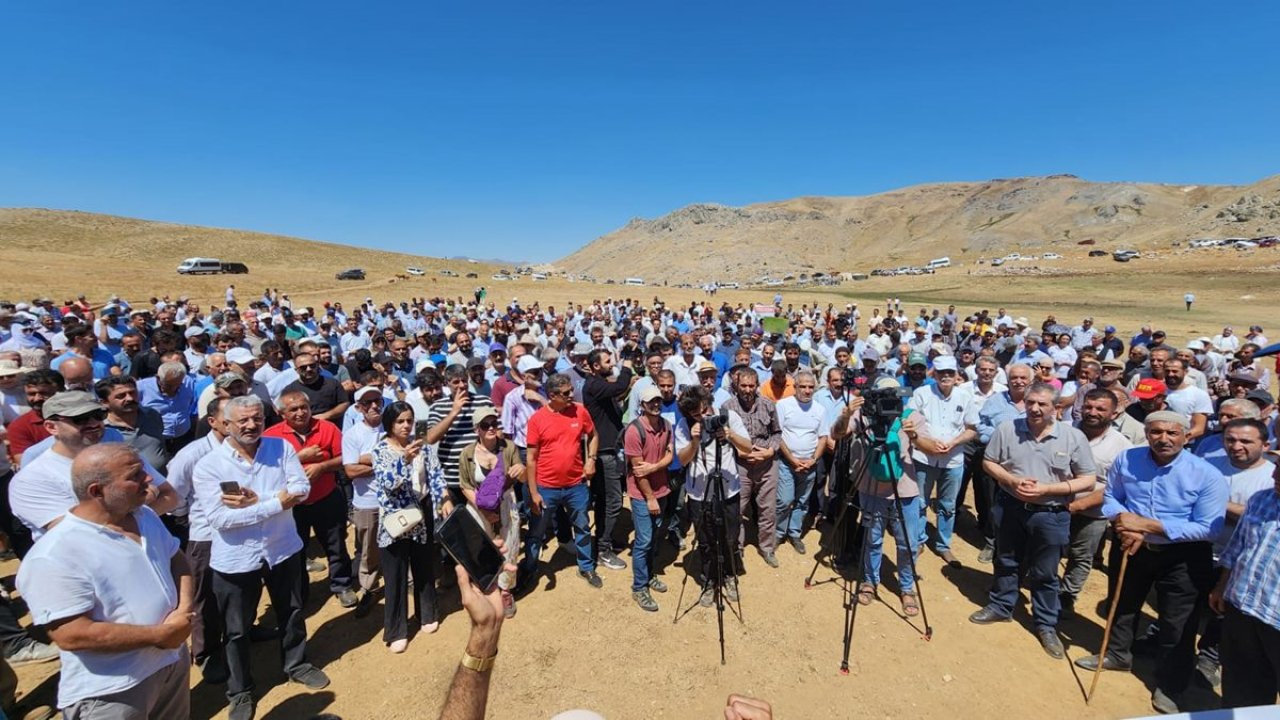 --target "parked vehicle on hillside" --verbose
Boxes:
[221,262,249,274]
[336,268,365,280]
[927,256,951,269]
[1042,252,1062,260]
[177,257,223,275]
[1113,249,1139,262]
[406,267,425,276]
[1088,249,1107,257]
